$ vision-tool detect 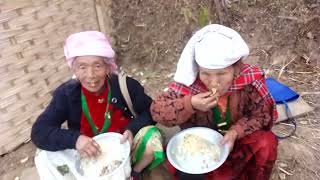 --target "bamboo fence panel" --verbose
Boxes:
[0,0,113,155]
